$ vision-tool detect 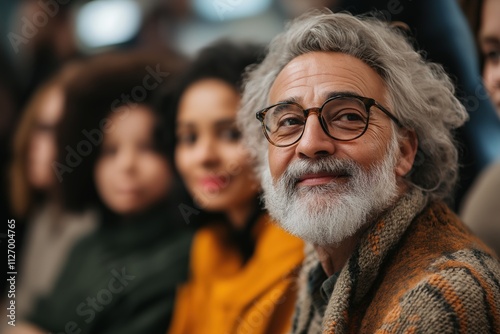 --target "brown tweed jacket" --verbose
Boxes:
[292,189,500,334]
